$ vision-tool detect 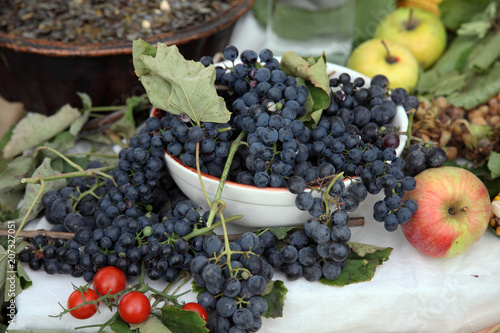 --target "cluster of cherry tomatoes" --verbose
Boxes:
[66,266,207,325]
